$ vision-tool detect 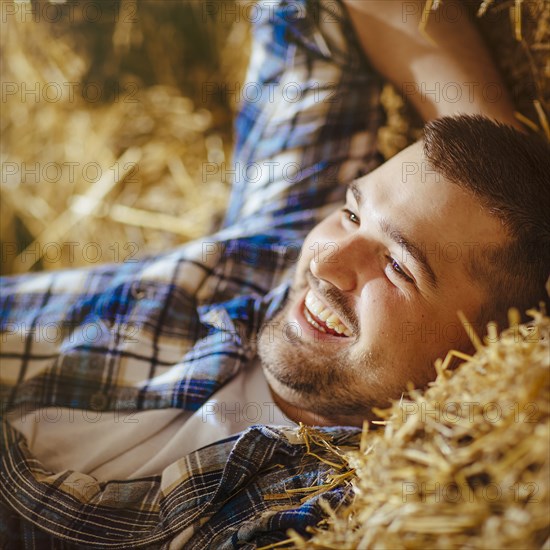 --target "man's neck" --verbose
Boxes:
[266,380,369,427]
[267,386,337,426]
